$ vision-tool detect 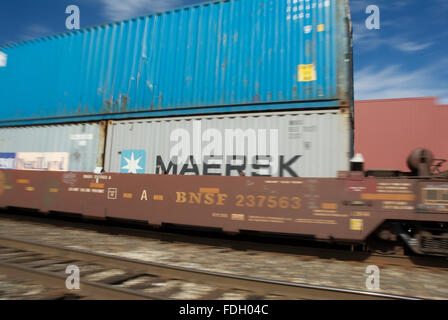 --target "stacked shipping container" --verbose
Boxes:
[105,110,351,177]
[355,97,448,172]
[0,123,106,172]
[0,0,353,177]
